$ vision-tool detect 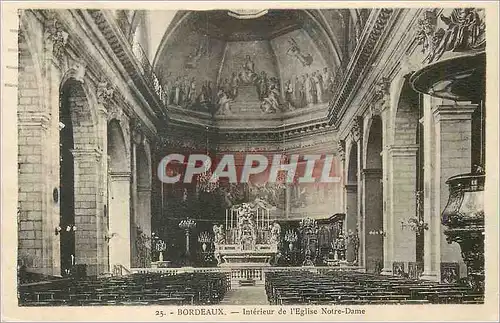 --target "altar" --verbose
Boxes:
[213,200,279,267]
